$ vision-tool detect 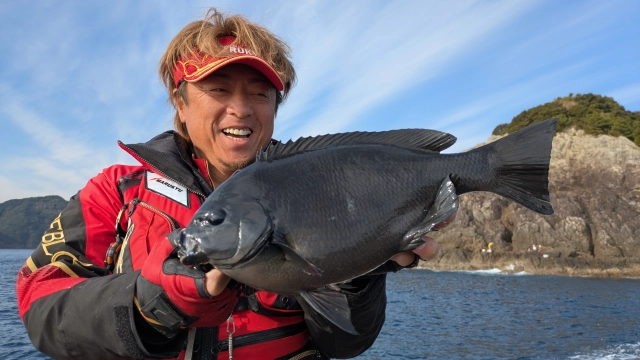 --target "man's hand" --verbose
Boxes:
[390,213,456,266]
[136,235,238,337]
